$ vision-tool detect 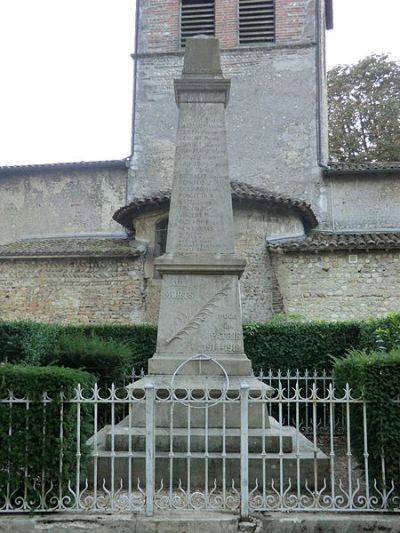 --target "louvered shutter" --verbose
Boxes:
[181,0,215,47]
[239,0,275,44]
